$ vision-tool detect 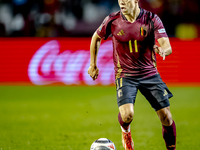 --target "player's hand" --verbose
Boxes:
[88,65,99,81]
[153,45,165,60]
